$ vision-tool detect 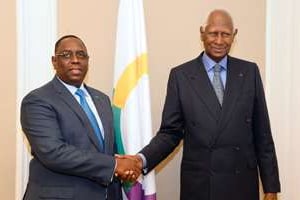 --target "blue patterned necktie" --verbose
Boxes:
[75,88,105,152]
[212,63,224,105]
